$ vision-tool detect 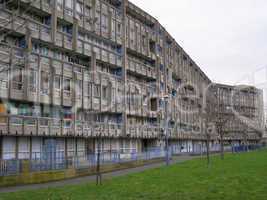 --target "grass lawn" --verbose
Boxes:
[1,149,267,200]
